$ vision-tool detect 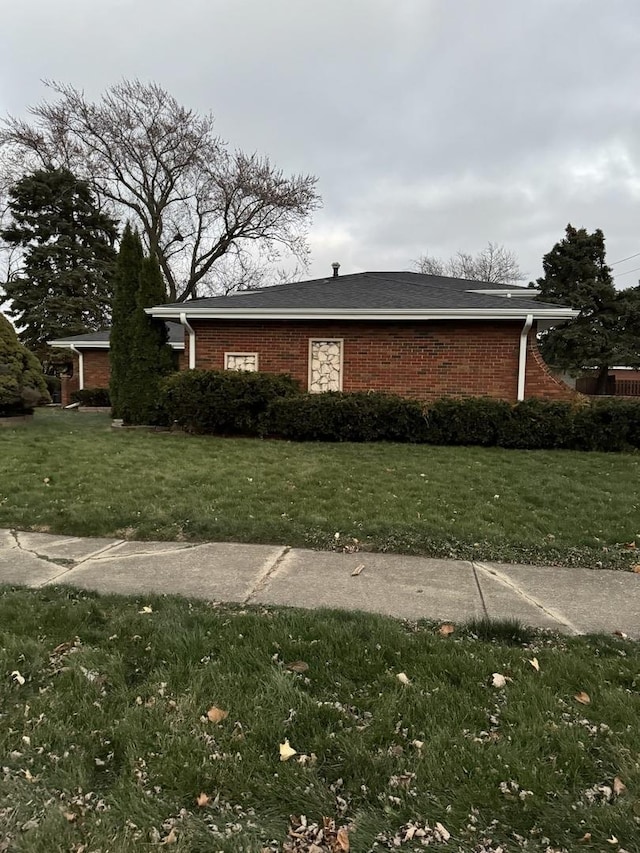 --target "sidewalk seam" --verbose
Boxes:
[473,561,581,635]
[471,563,489,618]
[244,546,290,603]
